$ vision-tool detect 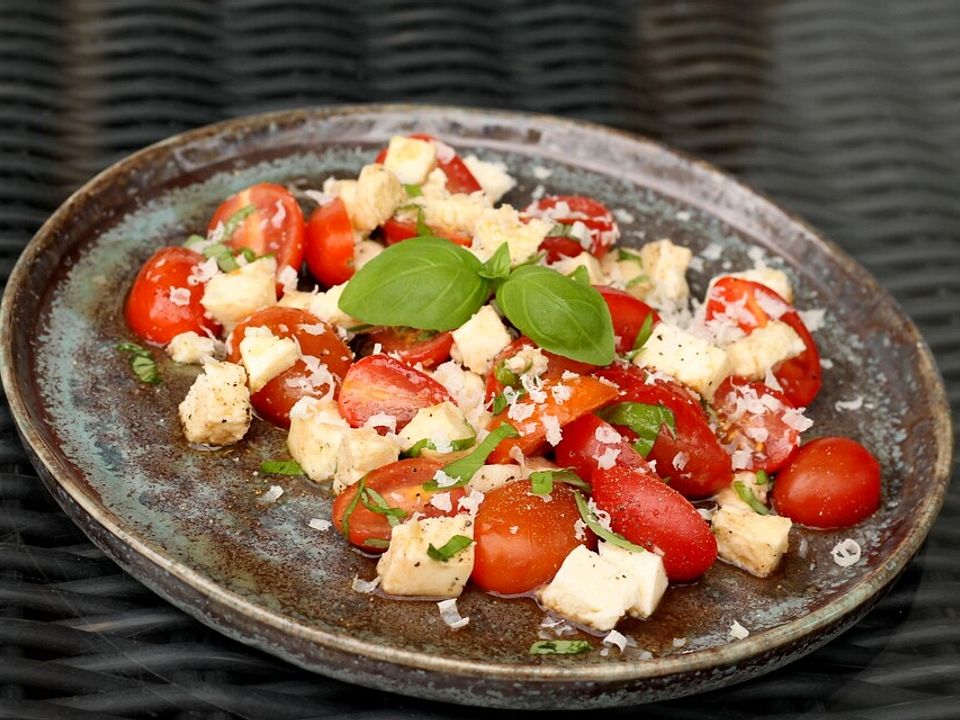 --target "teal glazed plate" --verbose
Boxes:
[0,106,952,708]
